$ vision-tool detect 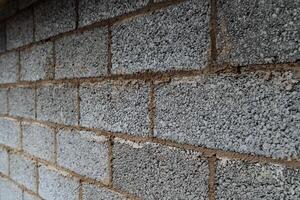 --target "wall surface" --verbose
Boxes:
[0,0,299,199]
